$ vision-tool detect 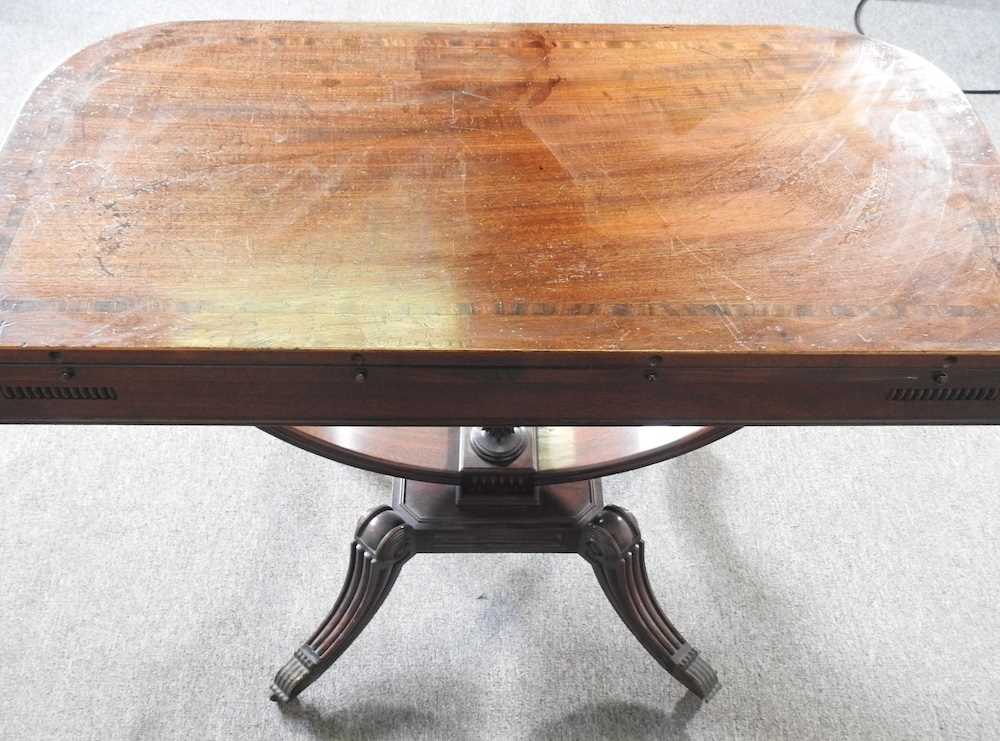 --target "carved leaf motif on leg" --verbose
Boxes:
[270,506,415,703]
[579,505,719,700]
